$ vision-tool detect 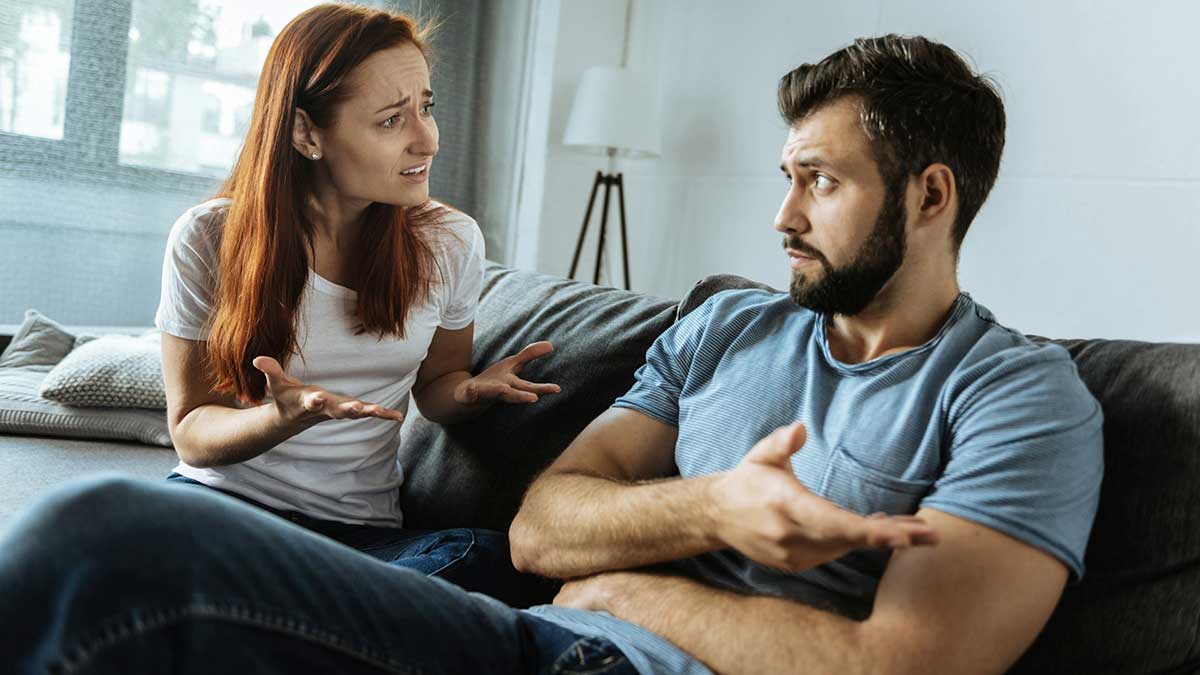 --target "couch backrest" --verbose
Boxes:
[396,263,677,530]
